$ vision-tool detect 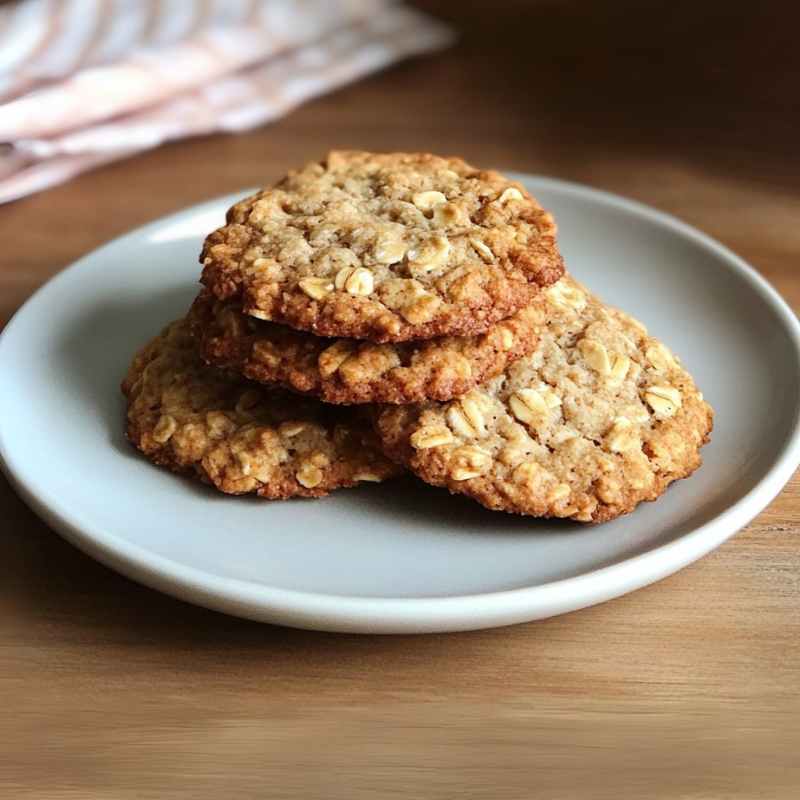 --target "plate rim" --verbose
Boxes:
[2,174,799,633]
